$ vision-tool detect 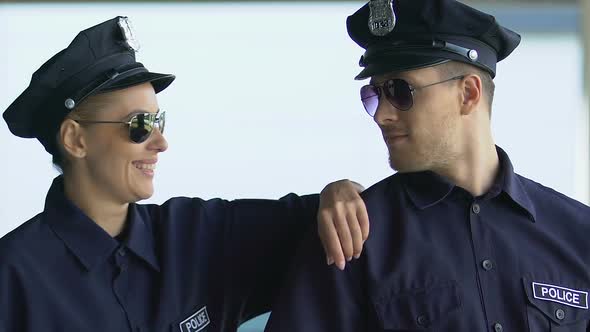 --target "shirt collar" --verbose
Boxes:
[124,204,160,272]
[43,176,160,272]
[43,176,117,271]
[401,170,455,210]
[400,146,537,222]
[497,146,537,222]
